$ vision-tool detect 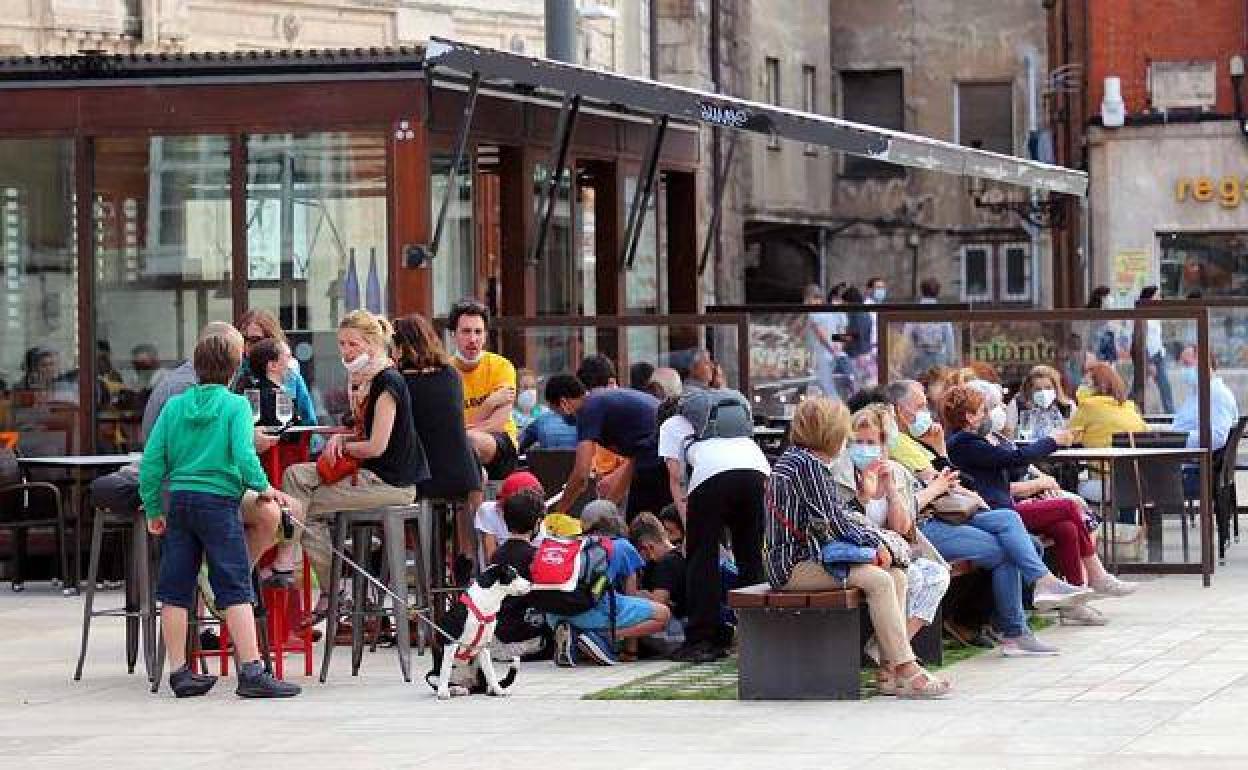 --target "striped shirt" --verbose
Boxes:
[763,446,888,588]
